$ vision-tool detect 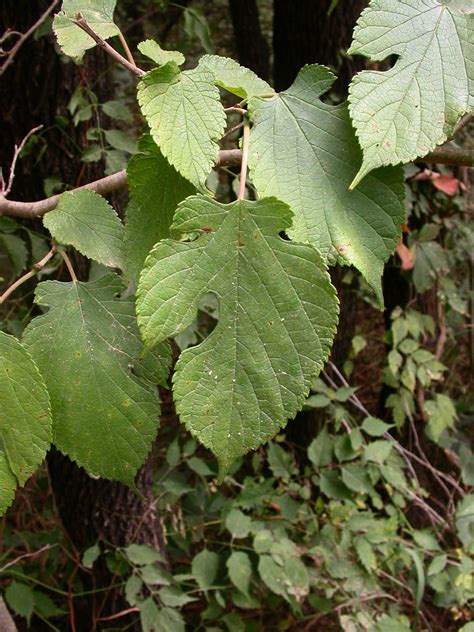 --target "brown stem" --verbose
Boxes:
[0,150,243,218]
[59,249,78,282]
[0,0,59,77]
[0,248,56,304]
[117,30,137,67]
[420,142,473,167]
[1,125,44,197]
[237,117,250,200]
[73,15,145,78]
